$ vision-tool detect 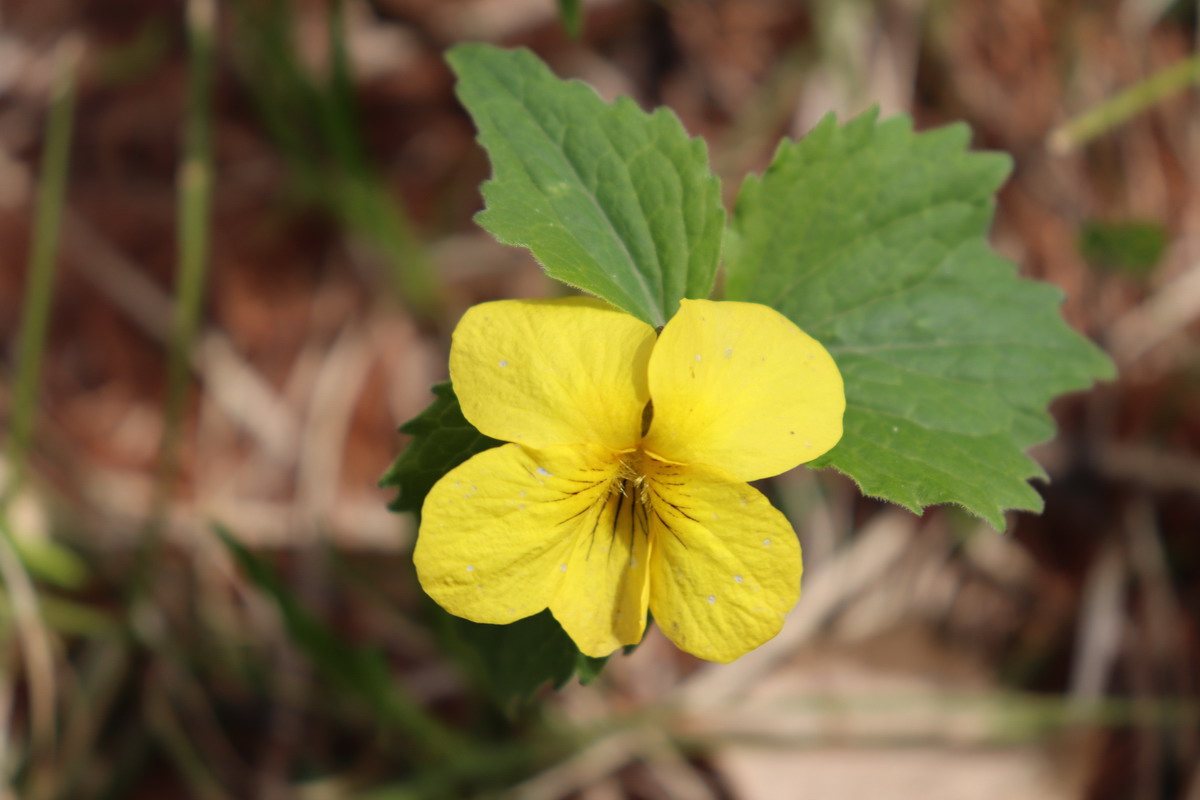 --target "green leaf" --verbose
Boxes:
[448,44,724,327]
[11,536,89,590]
[726,110,1114,528]
[438,607,609,705]
[379,382,500,514]
[575,652,610,685]
[1080,219,1167,277]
